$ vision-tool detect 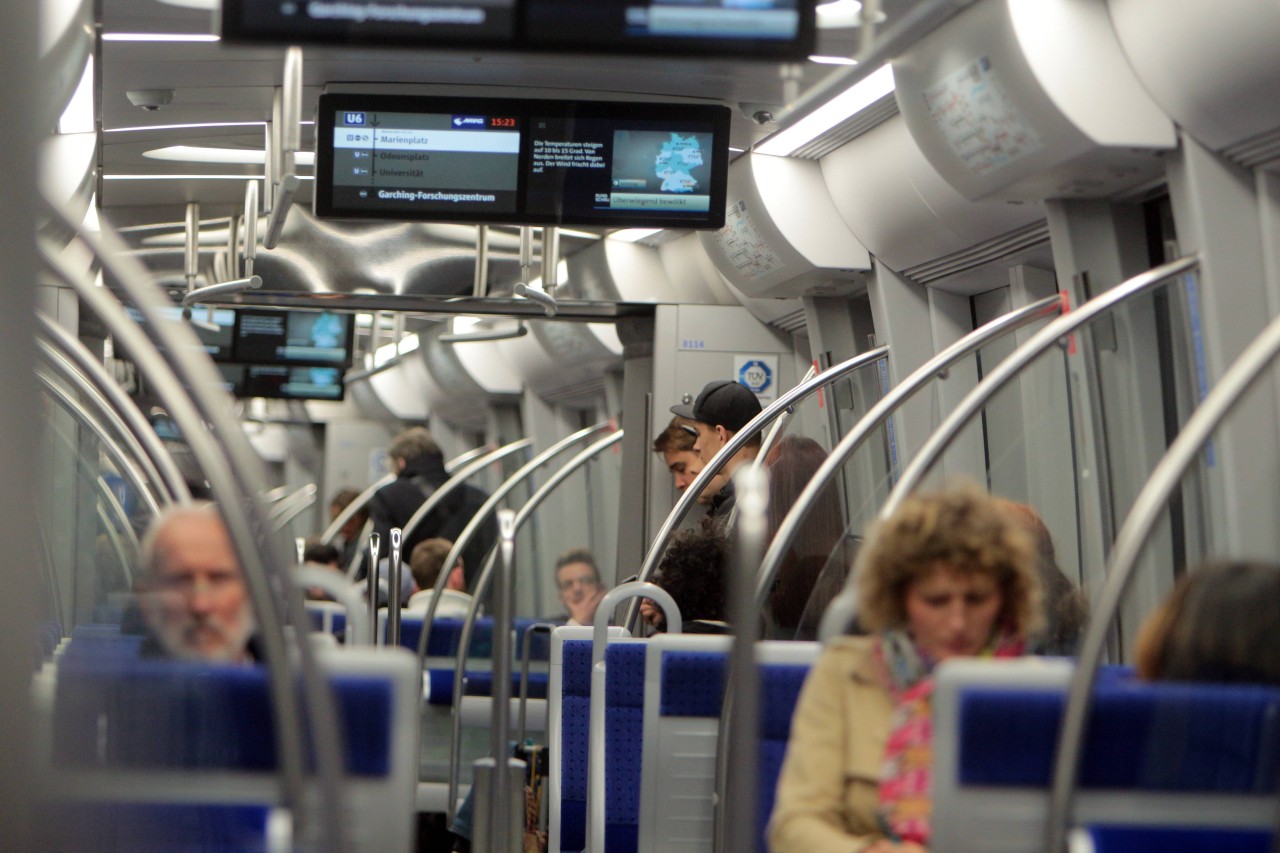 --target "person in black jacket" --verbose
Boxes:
[368,427,496,592]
